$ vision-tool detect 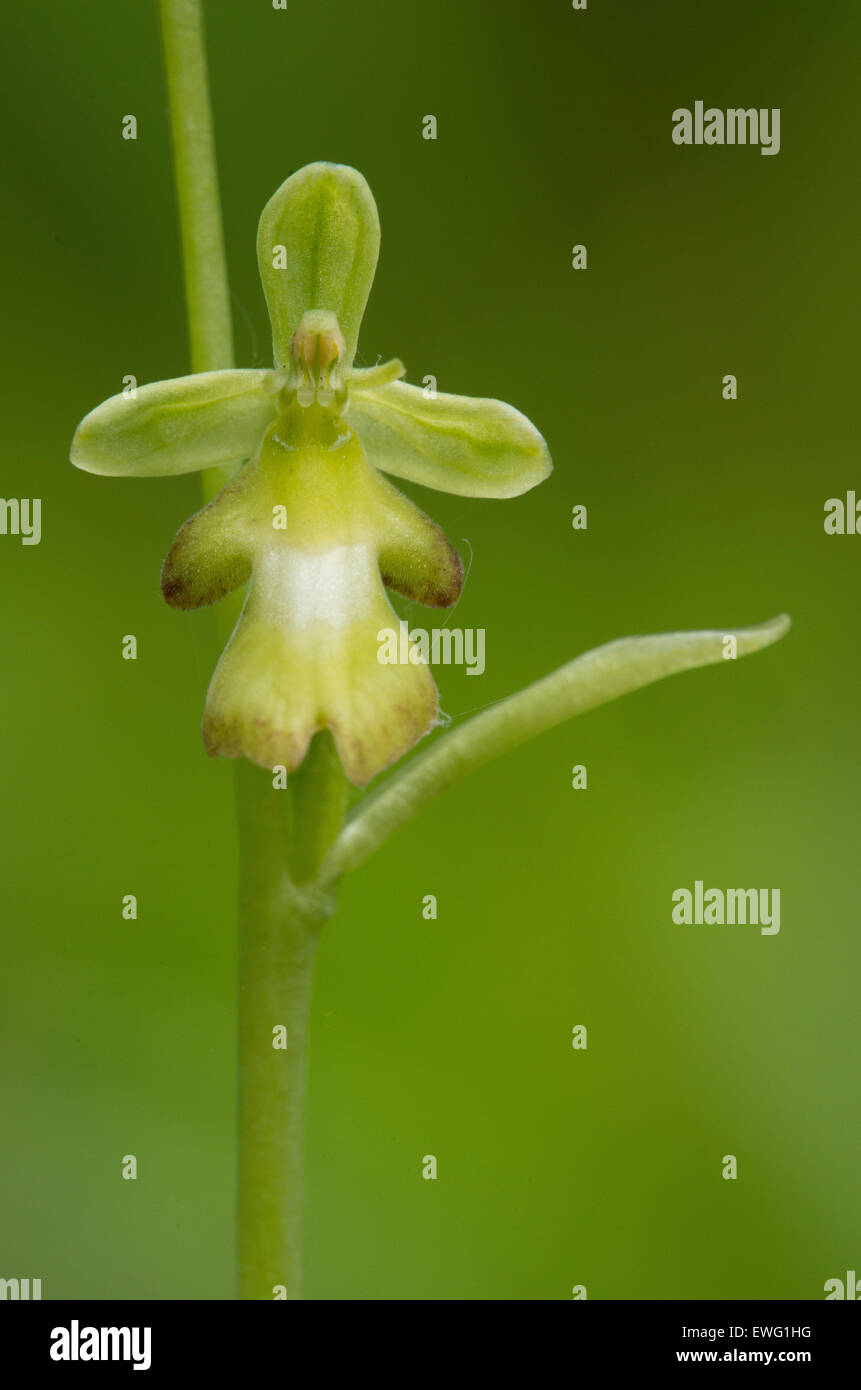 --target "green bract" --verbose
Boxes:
[71,162,552,784]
